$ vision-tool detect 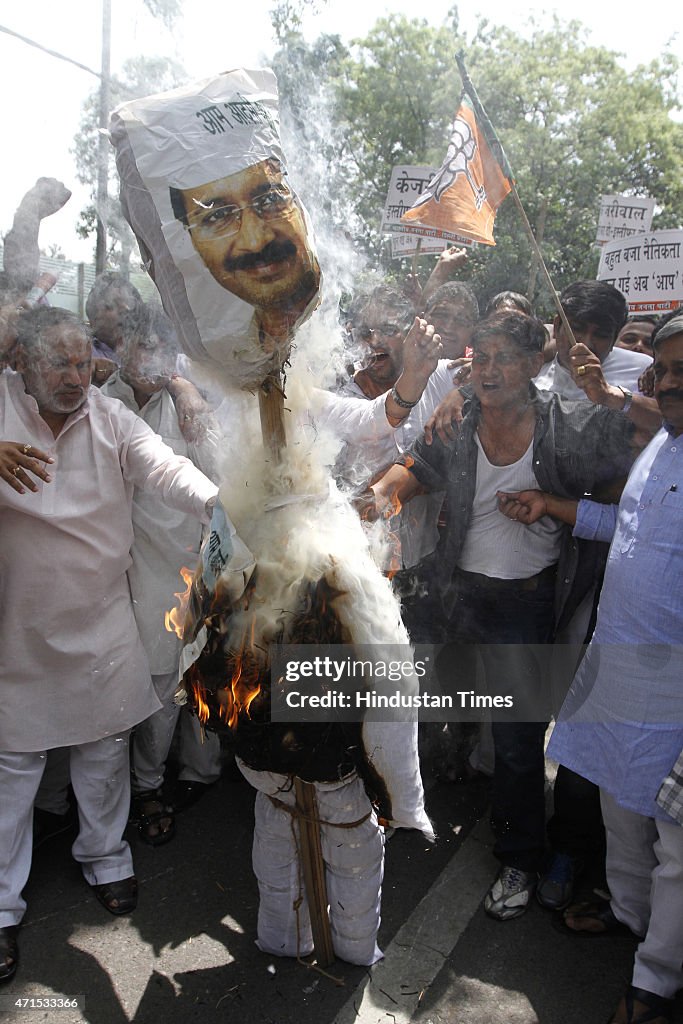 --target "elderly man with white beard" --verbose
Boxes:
[0,307,222,985]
